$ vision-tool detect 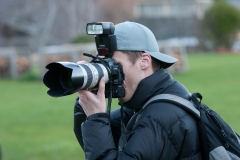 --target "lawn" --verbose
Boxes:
[0,53,239,160]
[172,53,240,129]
